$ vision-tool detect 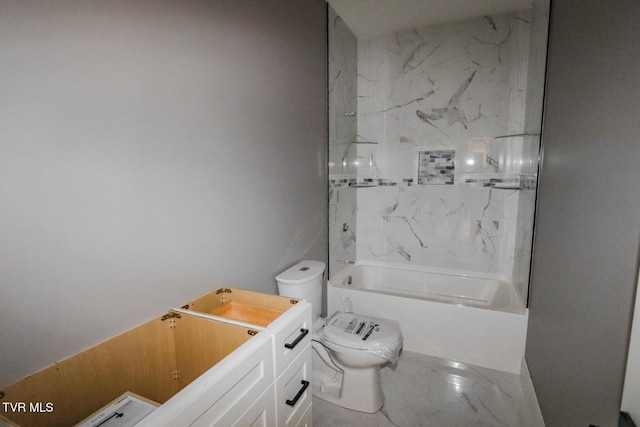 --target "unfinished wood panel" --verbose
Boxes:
[226,289,299,312]
[183,288,298,326]
[173,314,255,388]
[210,302,283,327]
[0,317,176,427]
